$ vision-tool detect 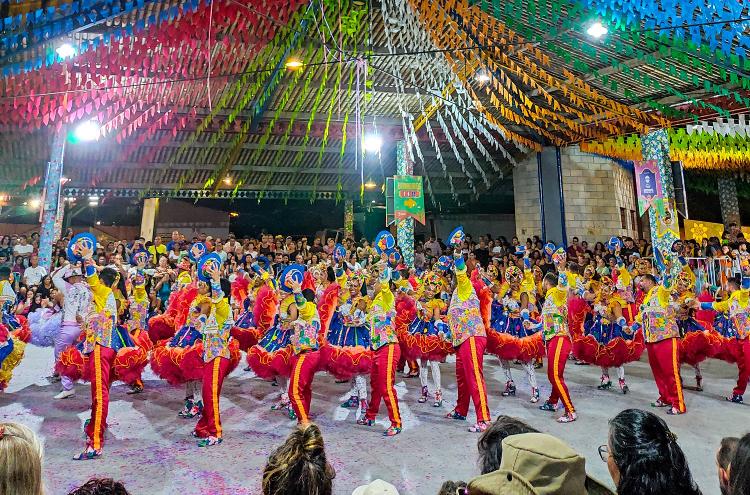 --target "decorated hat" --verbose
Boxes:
[423,271,446,291]
[386,249,401,267]
[347,270,367,289]
[189,242,208,262]
[254,255,271,273]
[543,242,557,257]
[131,269,146,286]
[374,230,395,254]
[67,232,97,262]
[62,265,83,279]
[436,255,453,271]
[280,263,306,293]
[505,265,522,283]
[333,243,347,262]
[197,253,222,283]
[607,236,623,251]
[447,226,465,247]
[178,255,192,271]
[515,245,527,256]
[131,250,149,266]
[552,247,566,266]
